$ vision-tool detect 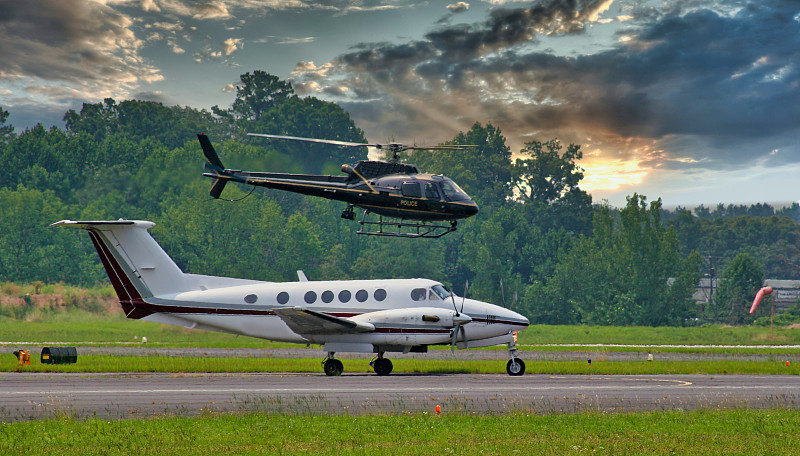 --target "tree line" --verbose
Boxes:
[1,71,797,326]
